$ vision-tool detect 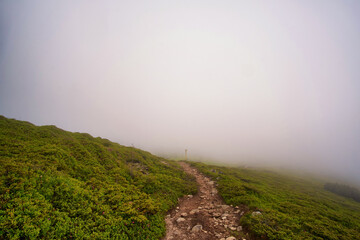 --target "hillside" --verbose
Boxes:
[190,162,360,240]
[0,116,197,239]
[2,115,360,240]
